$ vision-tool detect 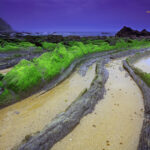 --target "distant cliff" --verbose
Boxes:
[116,26,150,37]
[0,18,13,32]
